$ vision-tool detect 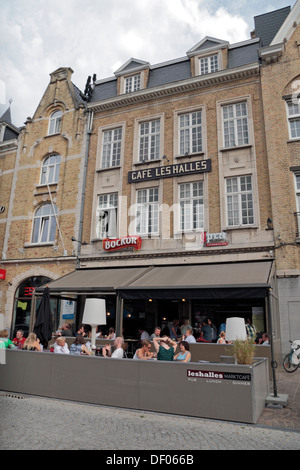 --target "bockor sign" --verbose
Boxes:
[103,236,142,252]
